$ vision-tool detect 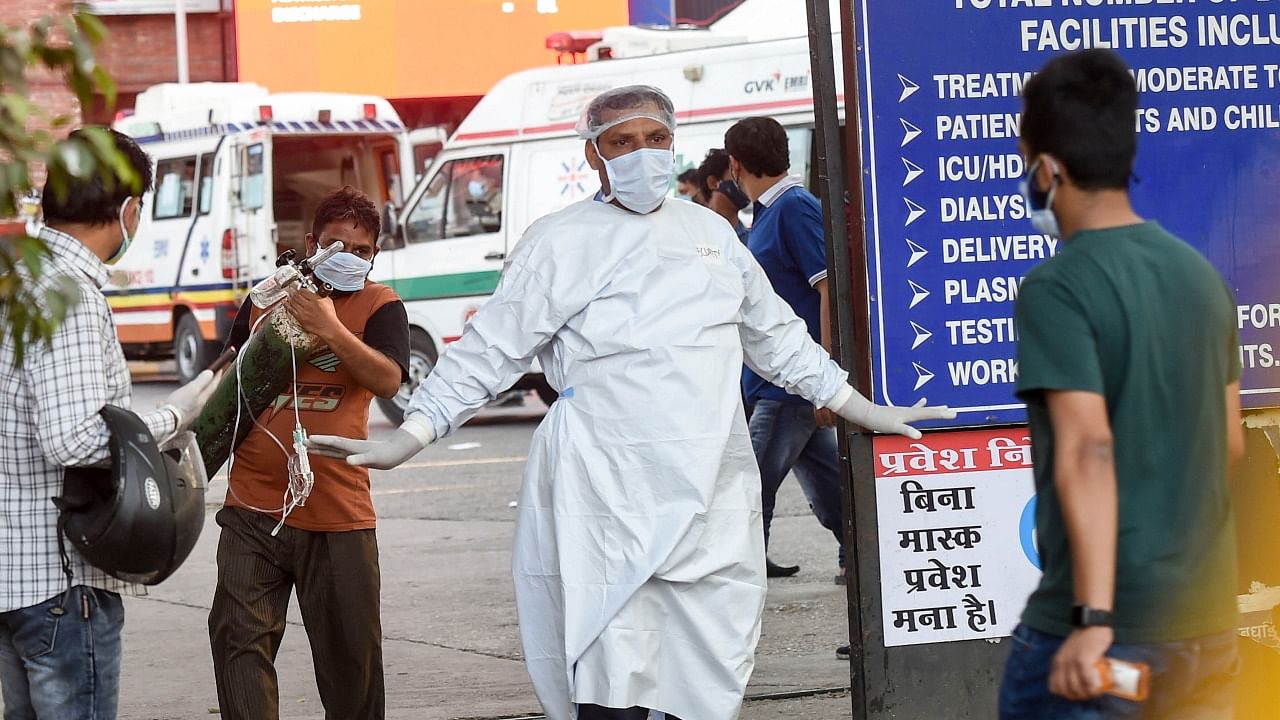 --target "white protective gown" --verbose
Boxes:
[407,197,847,720]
